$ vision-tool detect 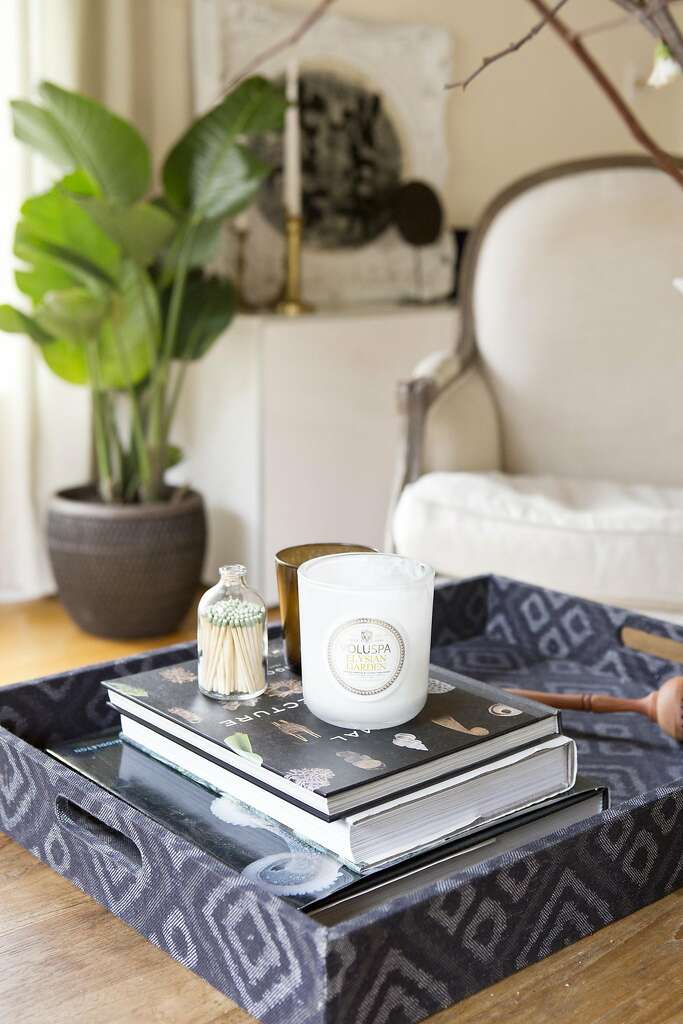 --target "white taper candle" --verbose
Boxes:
[284,59,302,217]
